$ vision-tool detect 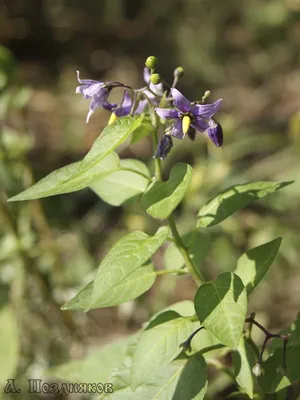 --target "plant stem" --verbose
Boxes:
[151,124,203,286]
[156,268,187,276]
[167,214,203,286]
